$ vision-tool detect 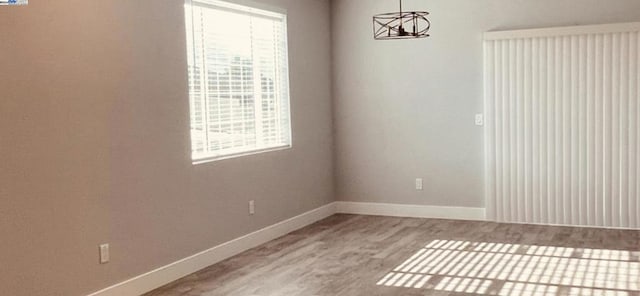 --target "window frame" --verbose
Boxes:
[184,0,293,165]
